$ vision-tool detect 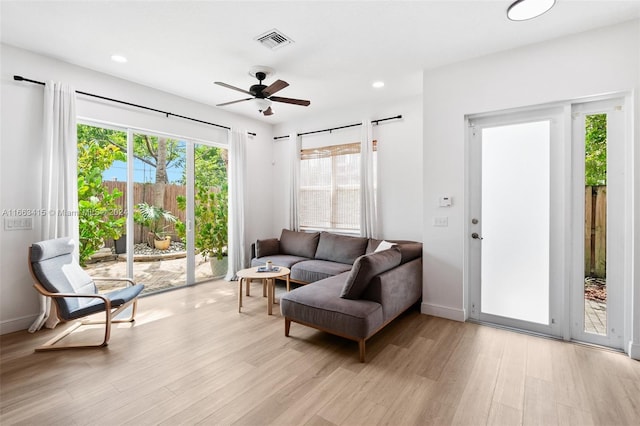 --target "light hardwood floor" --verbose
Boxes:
[1,280,639,425]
